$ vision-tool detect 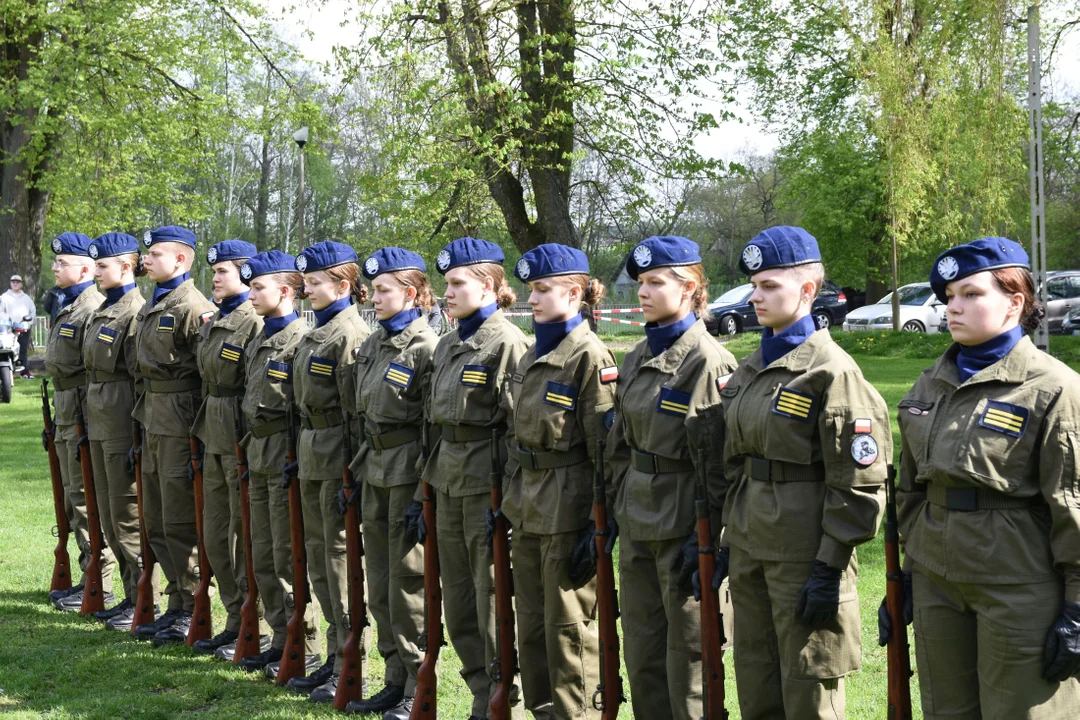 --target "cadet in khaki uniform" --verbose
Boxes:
[82,233,147,630]
[716,227,889,719]
[504,244,616,720]
[602,236,737,720]
[45,233,115,612]
[885,238,1080,718]
[131,225,217,645]
[418,237,529,720]
[343,248,437,720]
[290,241,371,702]
[234,251,322,672]
[190,240,264,655]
